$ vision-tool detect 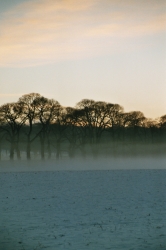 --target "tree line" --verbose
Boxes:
[0,93,166,160]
